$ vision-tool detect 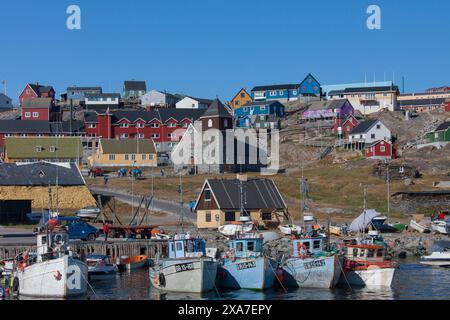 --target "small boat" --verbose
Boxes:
[419,251,450,267]
[13,226,88,298]
[340,243,396,287]
[389,223,408,233]
[117,255,148,271]
[76,207,101,220]
[86,255,118,280]
[218,223,254,236]
[431,220,449,235]
[217,234,277,290]
[281,236,343,289]
[149,236,218,293]
[278,224,302,235]
[409,219,431,233]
